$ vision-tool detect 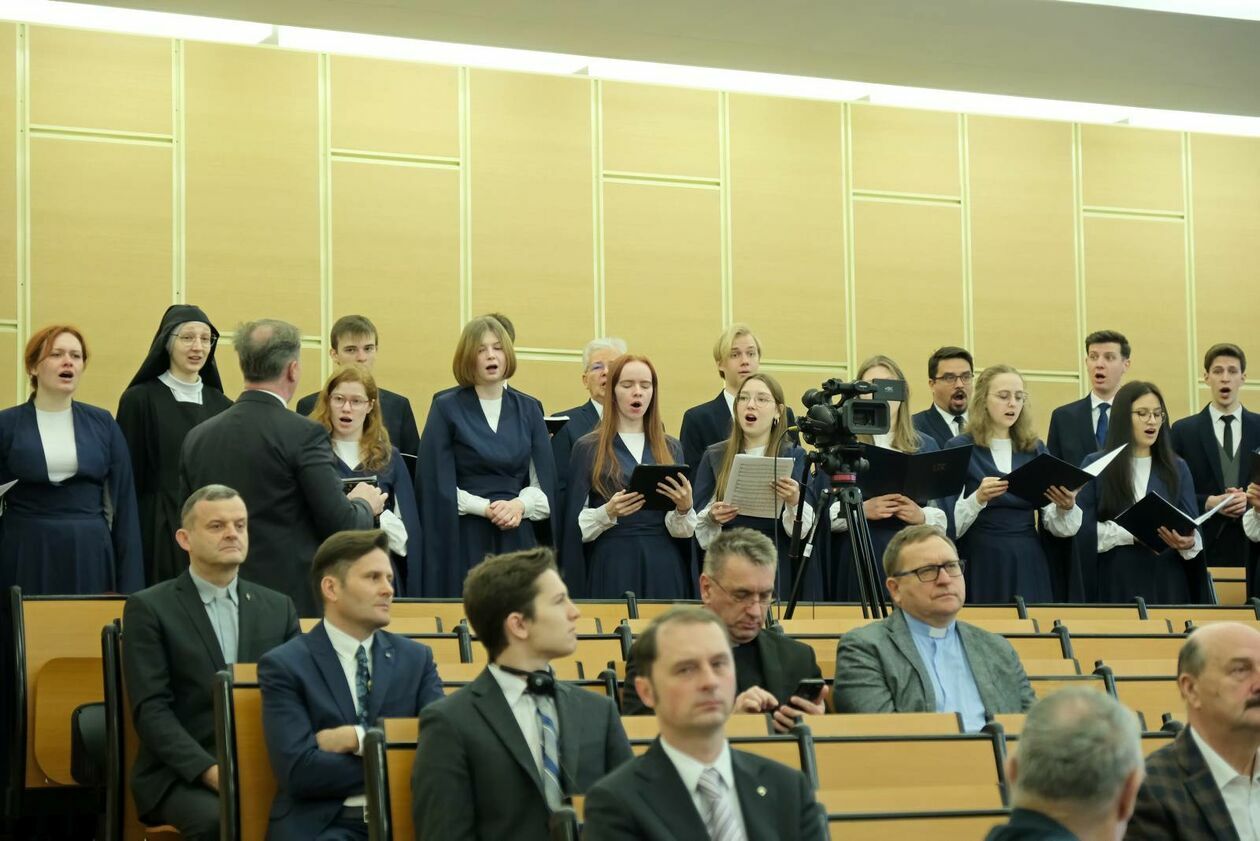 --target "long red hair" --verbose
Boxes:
[590,354,673,498]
